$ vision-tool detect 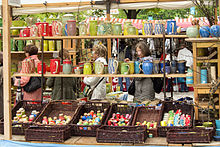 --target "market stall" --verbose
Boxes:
[1,0,220,146]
